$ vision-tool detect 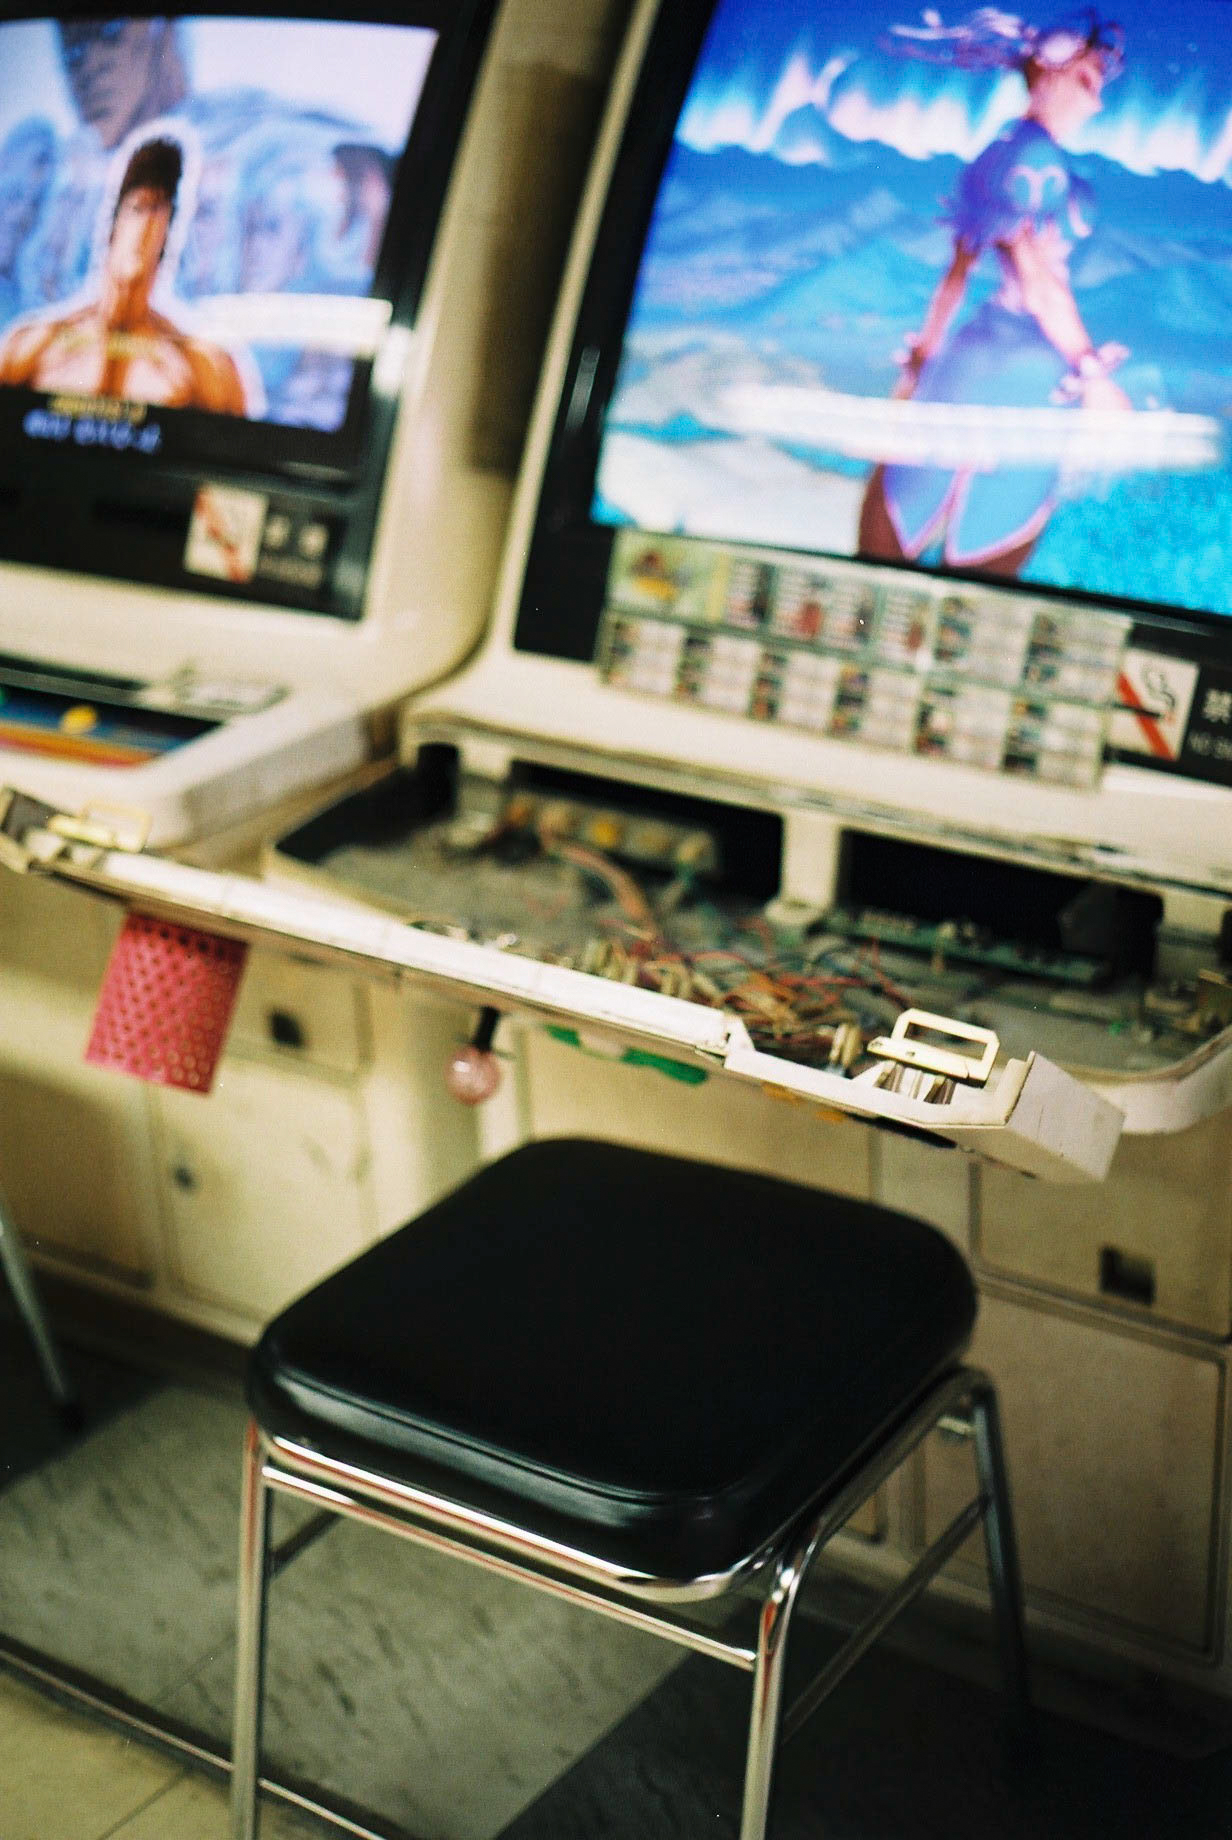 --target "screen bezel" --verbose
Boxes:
[512,0,1232,705]
[0,0,495,503]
